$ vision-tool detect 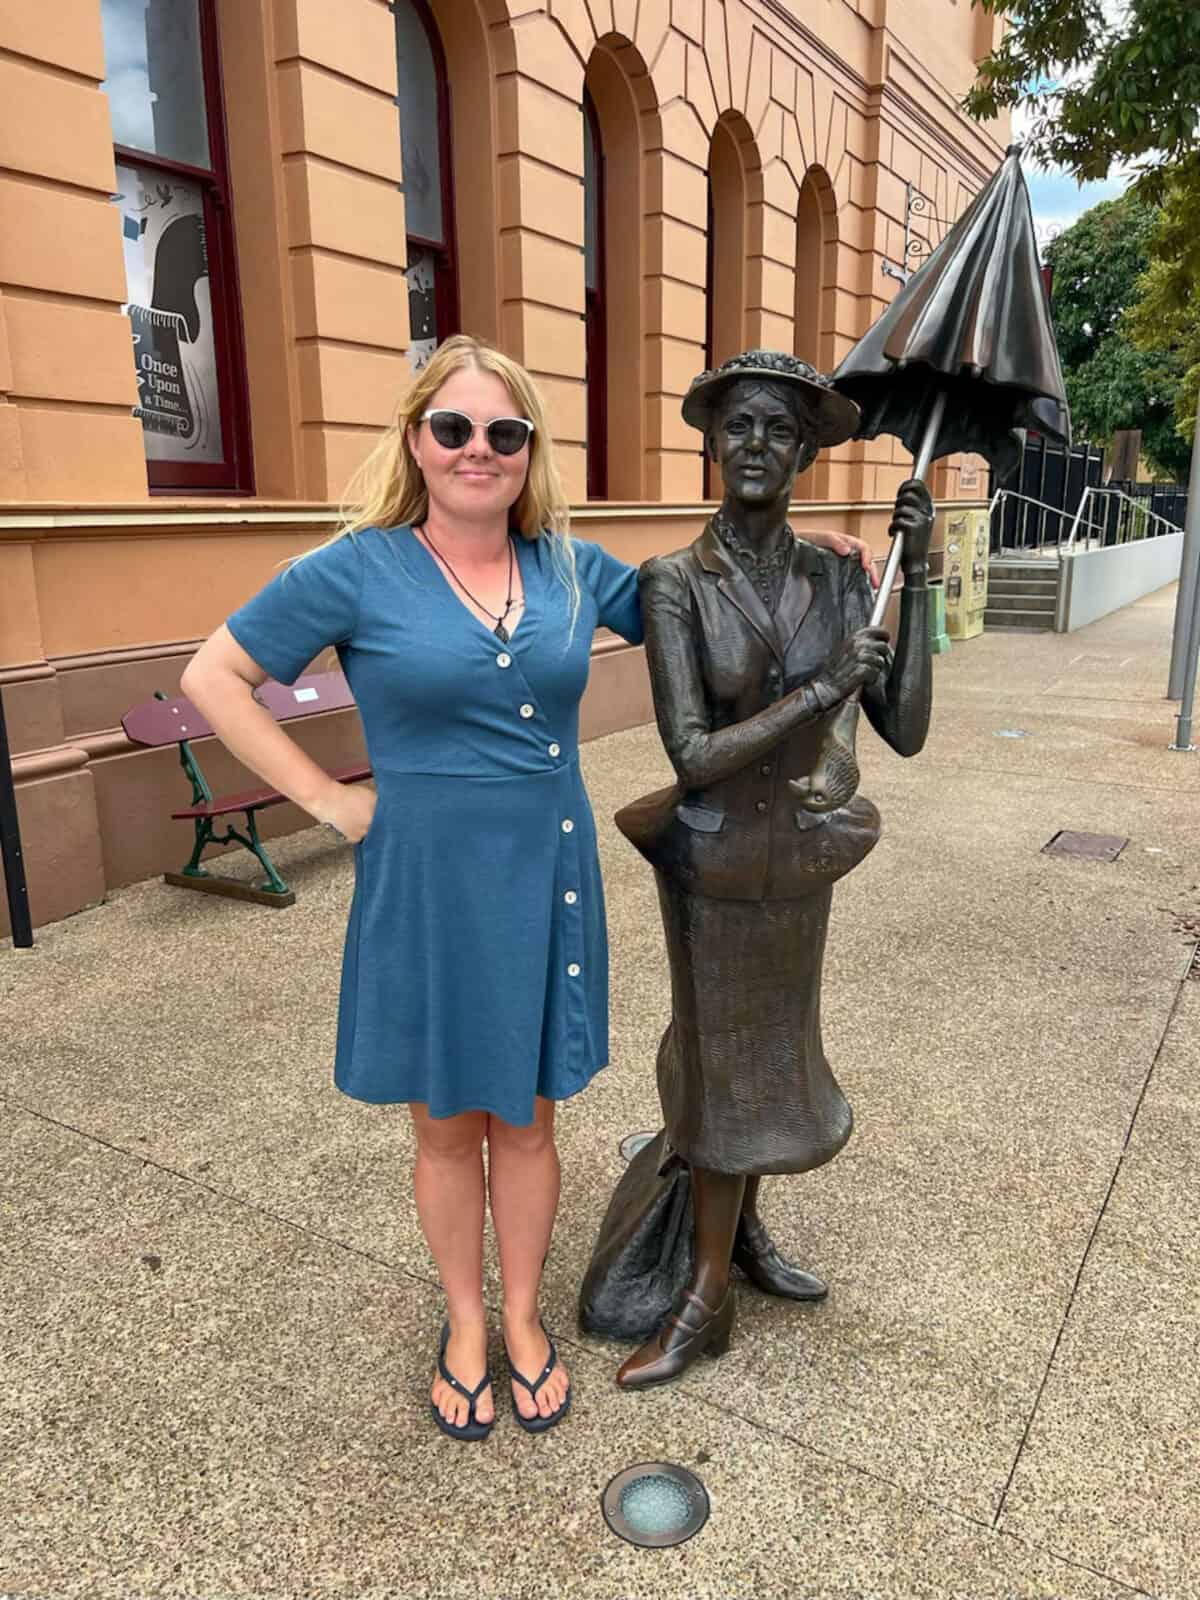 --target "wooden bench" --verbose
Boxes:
[122,671,371,908]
